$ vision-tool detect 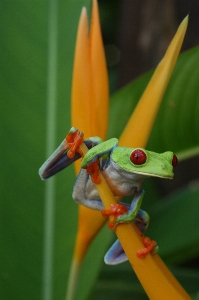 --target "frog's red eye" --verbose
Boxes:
[130,149,147,165]
[172,154,178,167]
